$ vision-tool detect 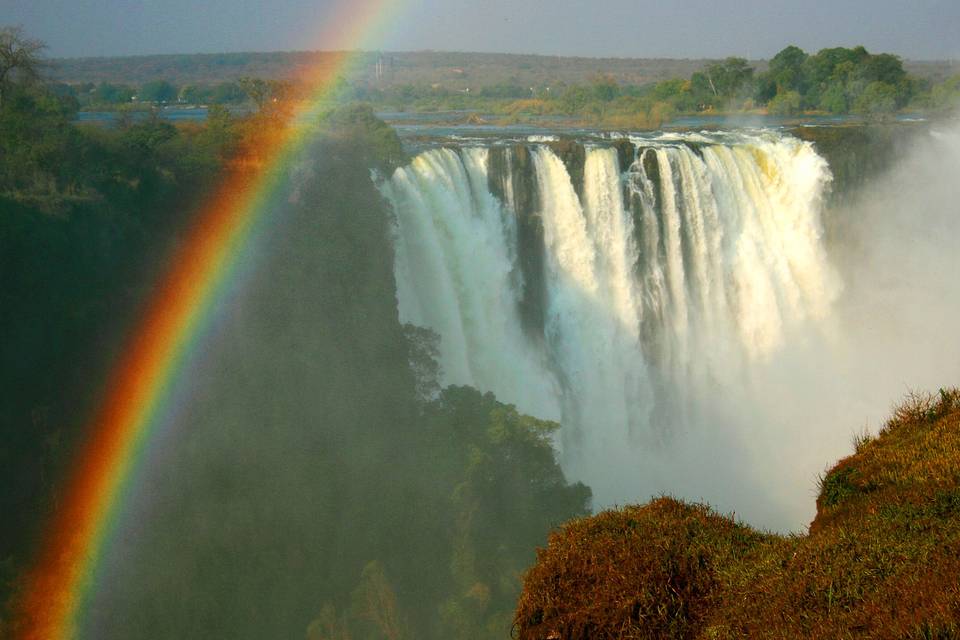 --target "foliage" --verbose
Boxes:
[755,44,919,116]
[138,79,177,103]
[0,26,46,107]
[209,80,246,104]
[32,40,954,129]
[92,81,134,105]
[318,103,406,171]
[306,385,591,640]
[853,81,898,116]
[336,45,928,123]
[403,324,442,401]
[515,388,960,639]
[767,89,801,116]
[818,81,848,113]
[929,75,960,110]
[237,75,271,109]
[690,57,754,108]
[0,76,247,636]
[423,387,591,640]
